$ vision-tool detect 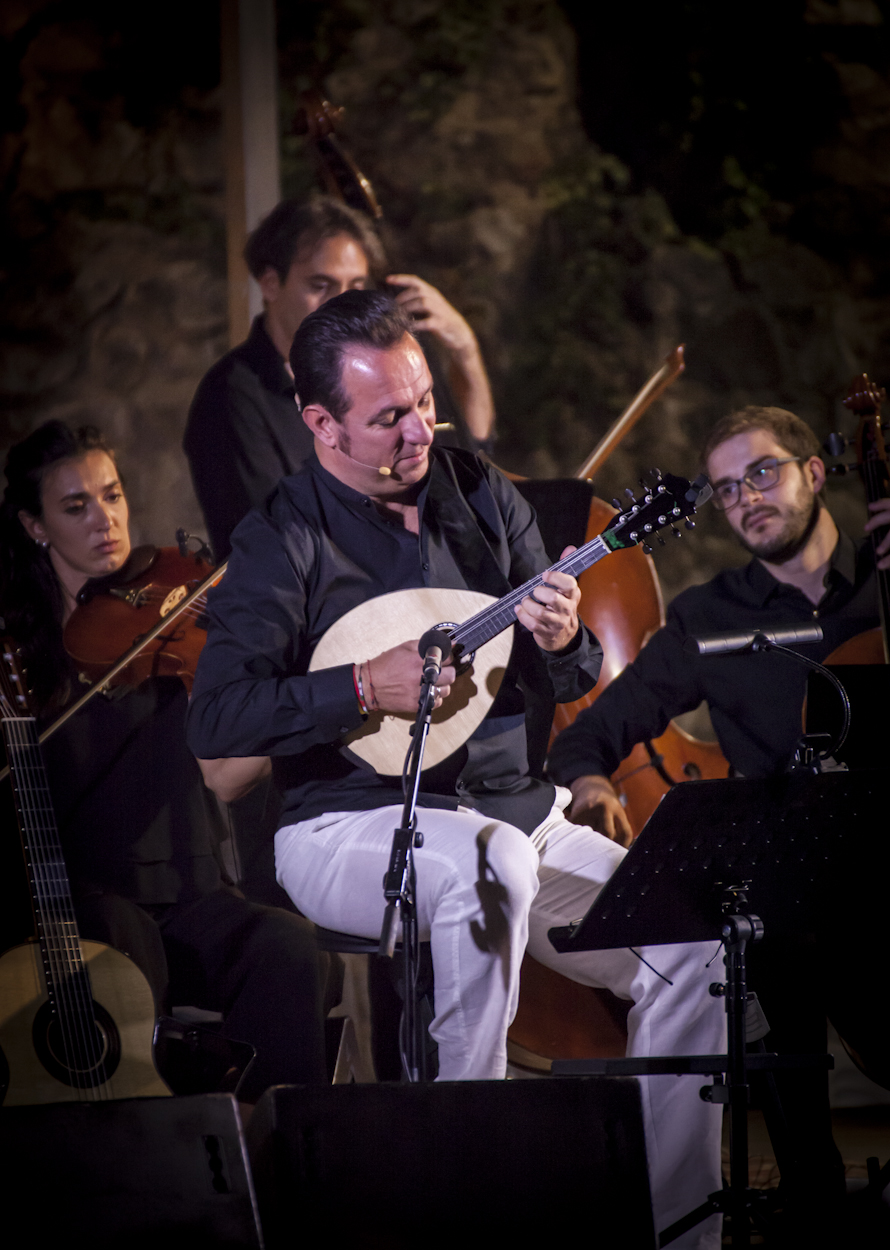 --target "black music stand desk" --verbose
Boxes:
[548,771,884,1247]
